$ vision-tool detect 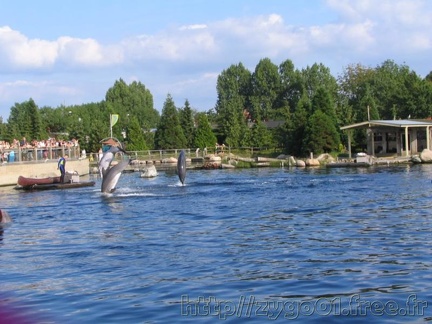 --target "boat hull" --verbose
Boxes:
[15,181,96,191]
[17,176,61,187]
